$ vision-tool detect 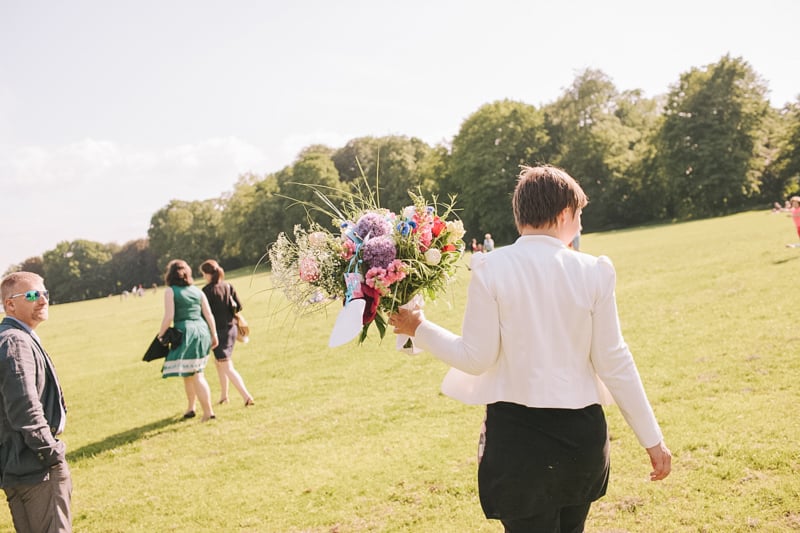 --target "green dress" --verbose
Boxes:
[161,285,211,378]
